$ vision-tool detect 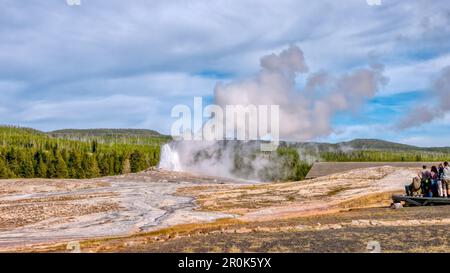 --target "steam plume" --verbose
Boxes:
[214,45,388,141]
